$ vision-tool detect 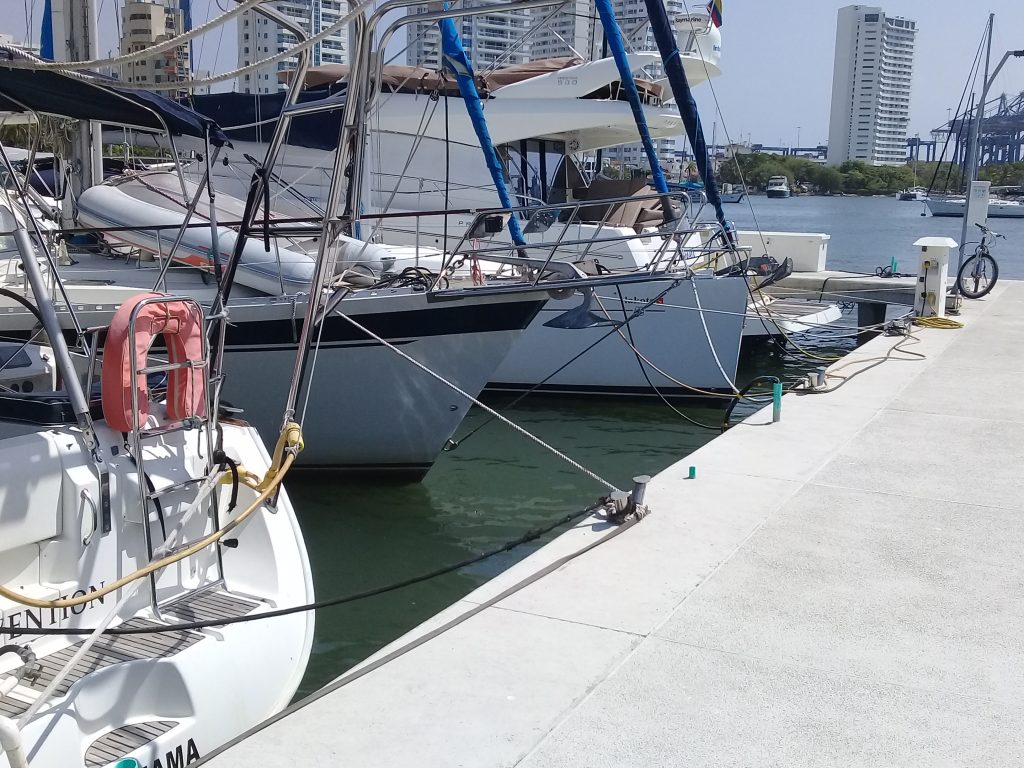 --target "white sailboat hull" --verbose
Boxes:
[219,294,541,474]
[0,417,314,768]
[491,275,748,395]
[926,197,1024,218]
